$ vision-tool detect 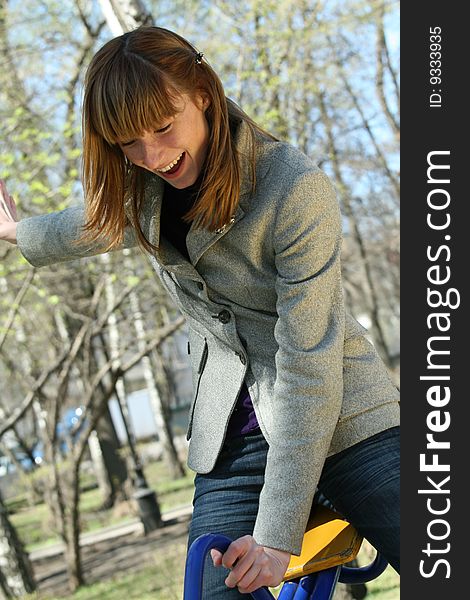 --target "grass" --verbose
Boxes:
[22,541,399,600]
[23,540,187,600]
[8,454,195,552]
[366,564,400,599]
